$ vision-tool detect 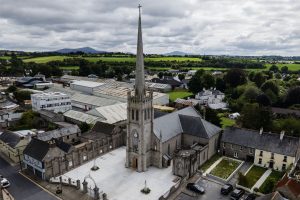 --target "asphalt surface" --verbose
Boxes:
[0,157,57,200]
